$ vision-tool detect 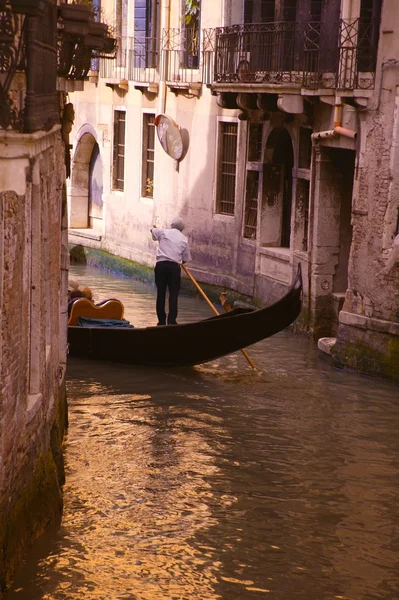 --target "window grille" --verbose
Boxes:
[113,111,126,191]
[142,114,155,198]
[248,123,263,162]
[297,179,310,251]
[216,122,238,215]
[243,170,259,239]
